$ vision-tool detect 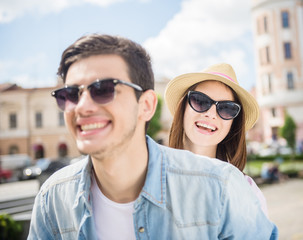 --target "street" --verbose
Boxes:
[261,178,303,240]
[0,178,302,239]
